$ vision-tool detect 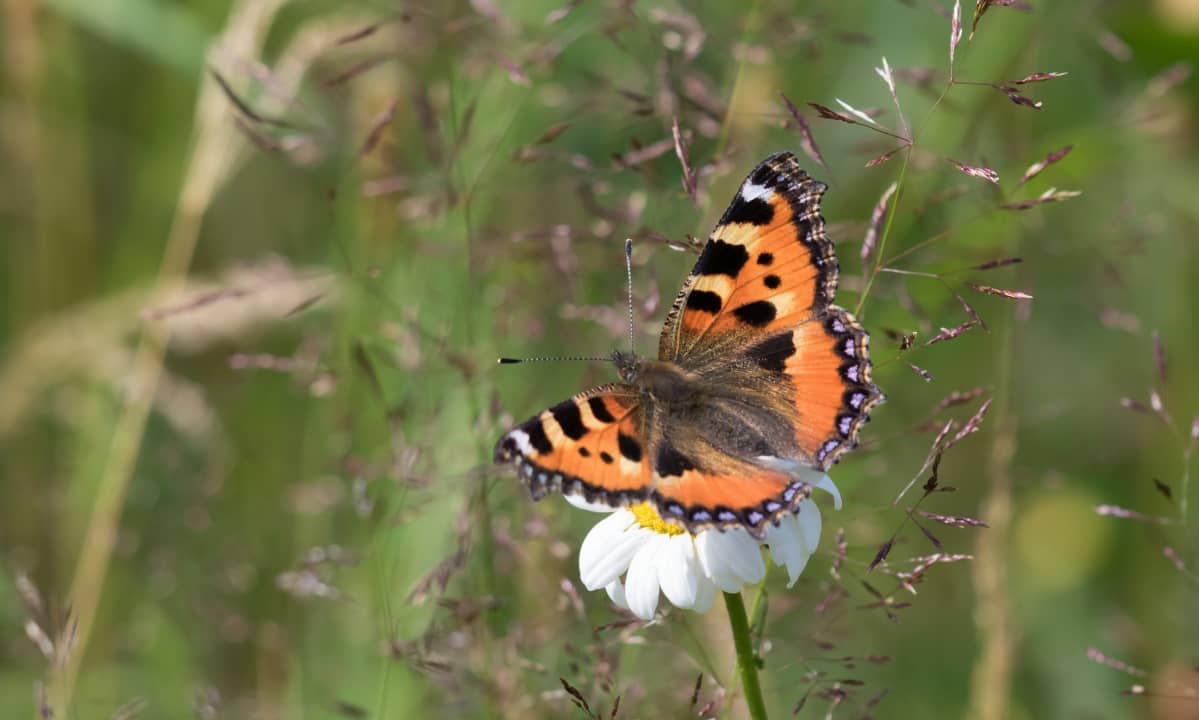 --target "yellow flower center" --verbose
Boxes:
[630,502,686,536]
